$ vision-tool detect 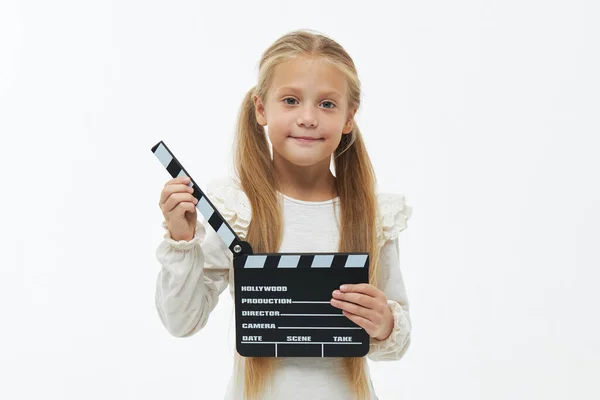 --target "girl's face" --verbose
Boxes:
[253,56,356,169]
